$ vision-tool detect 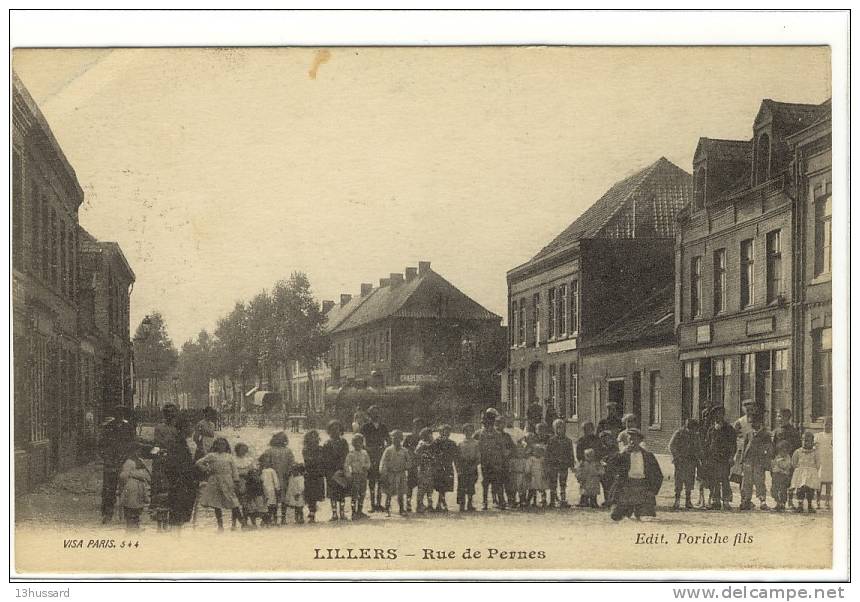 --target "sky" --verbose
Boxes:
[12,47,831,345]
